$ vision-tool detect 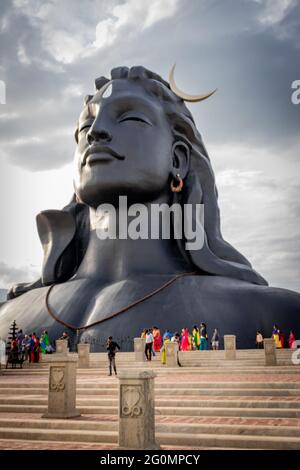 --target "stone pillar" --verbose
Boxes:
[118,370,159,450]
[134,337,146,362]
[165,341,179,367]
[264,338,277,366]
[42,355,80,419]
[55,339,68,355]
[77,343,90,368]
[224,335,236,360]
